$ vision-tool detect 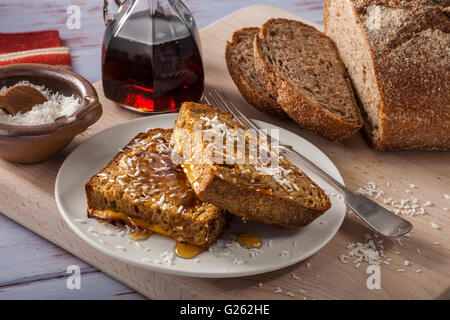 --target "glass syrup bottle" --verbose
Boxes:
[102,0,204,113]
